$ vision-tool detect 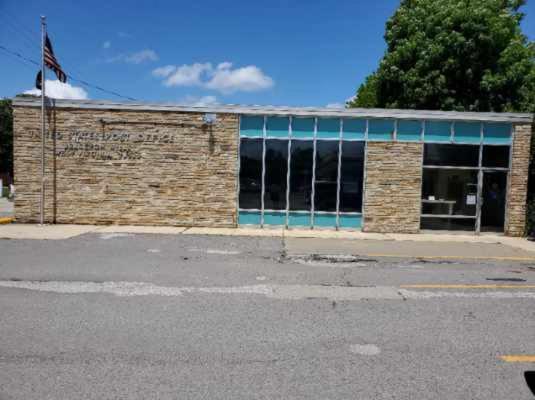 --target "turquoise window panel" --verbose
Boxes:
[288,212,311,227]
[238,211,261,225]
[263,211,286,225]
[240,116,264,137]
[266,117,289,138]
[339,214,362,229]
[483,122,512,144]
[424,121,451,142]
[343,119,366,140]
[292,117,314,139]
[454,121,481,143]
[317,118,340,139]
[313,213,337,227]
[368,119,394,141]
[397,120,422,141]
